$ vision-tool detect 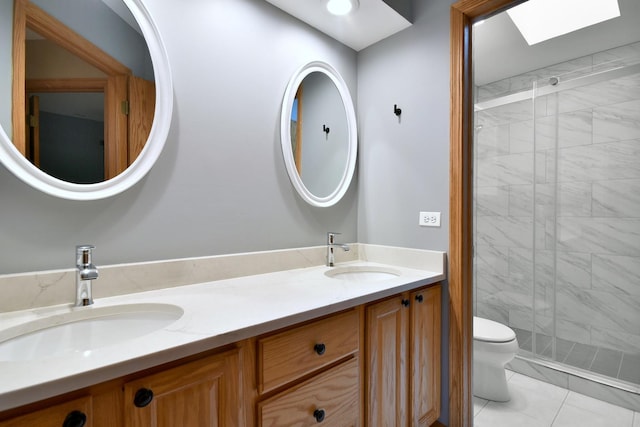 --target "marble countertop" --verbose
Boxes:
[0,259,444,412]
